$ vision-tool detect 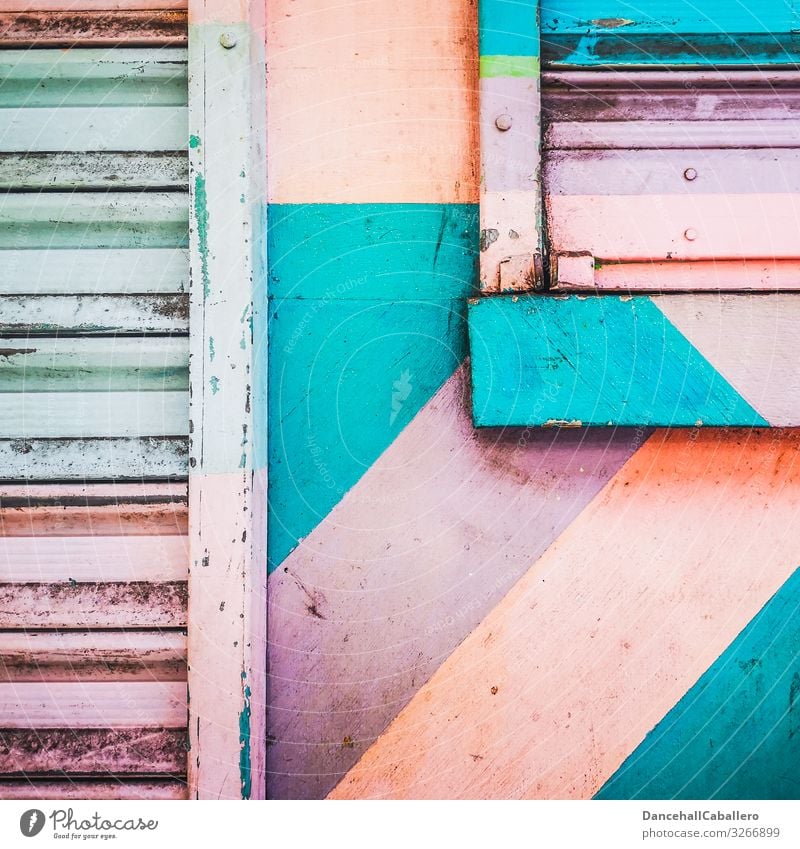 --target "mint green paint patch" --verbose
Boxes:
[189,134,201,149]
[210,376,220,394]
[239,683,252,800]
[480,55,541,78]
[597,568,800,800]
[194,173,211,300]
[209,337,215,362]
